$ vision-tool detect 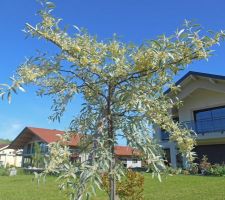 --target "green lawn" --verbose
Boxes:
[0,174,225,200]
